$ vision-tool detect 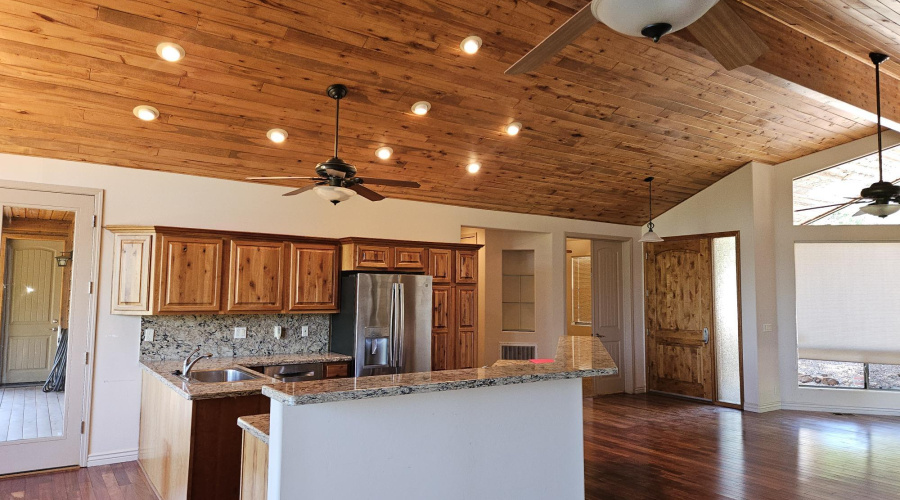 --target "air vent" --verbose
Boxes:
[500,343,537,361]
